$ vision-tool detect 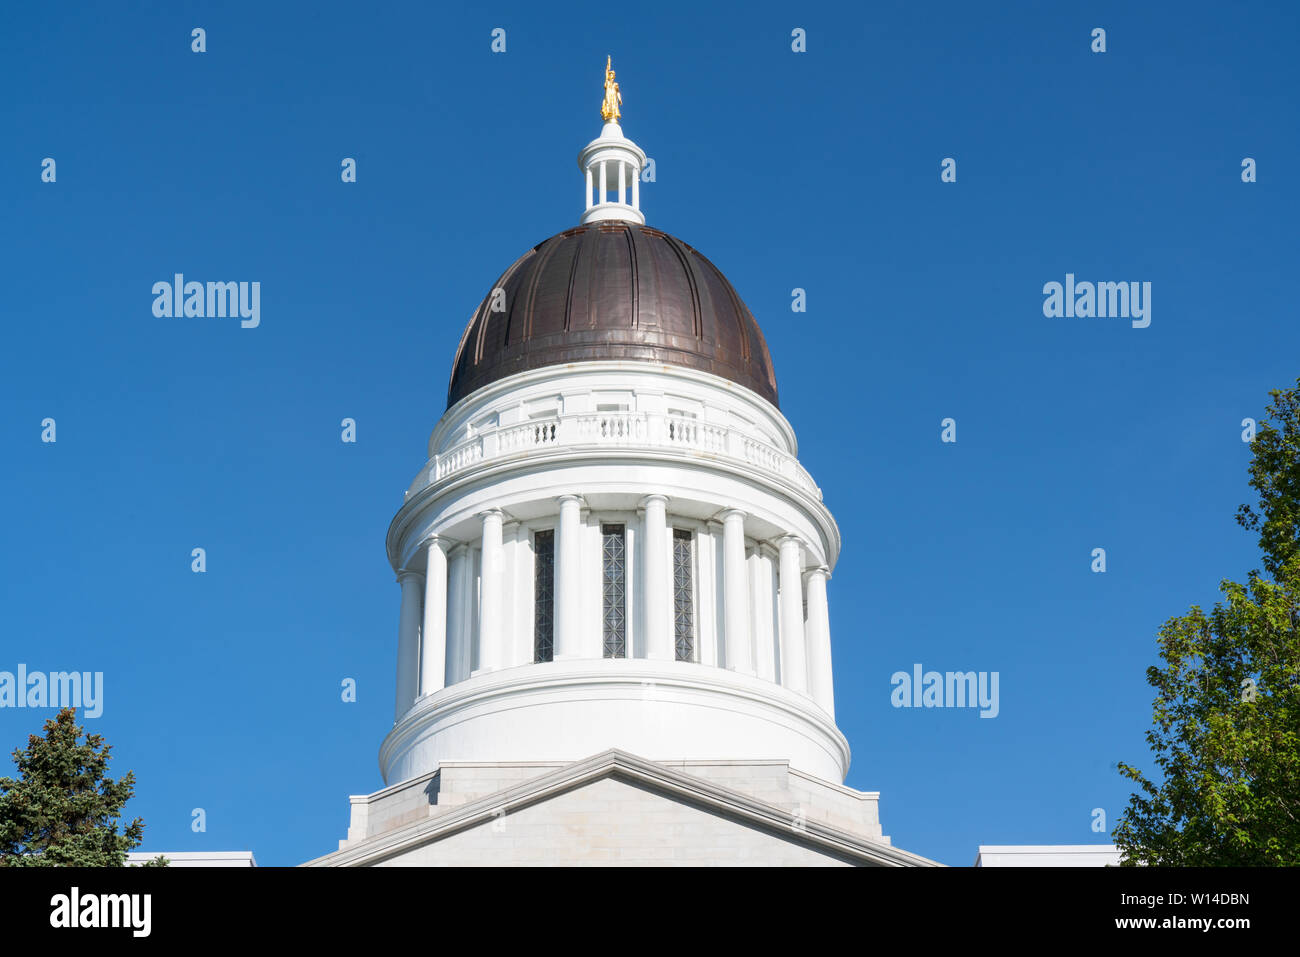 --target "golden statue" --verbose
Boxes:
[600,55,622,123]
